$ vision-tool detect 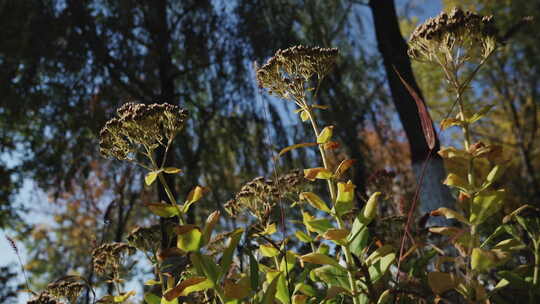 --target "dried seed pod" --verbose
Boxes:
[255,46,339,103]
[99,102,188,161]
